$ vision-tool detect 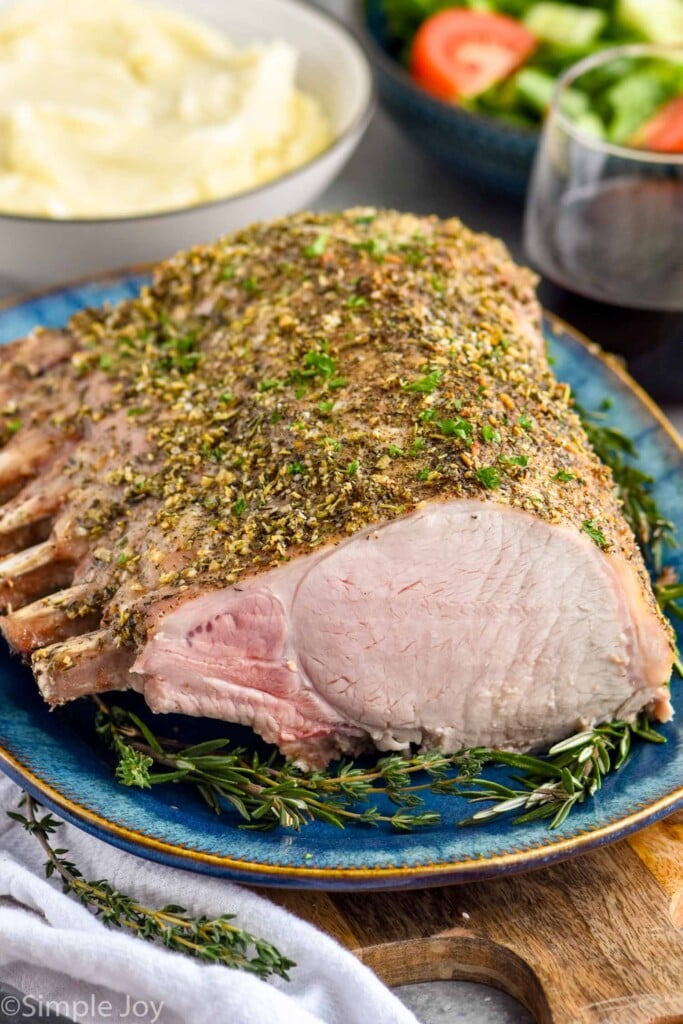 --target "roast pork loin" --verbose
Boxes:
[0,210,674,767]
